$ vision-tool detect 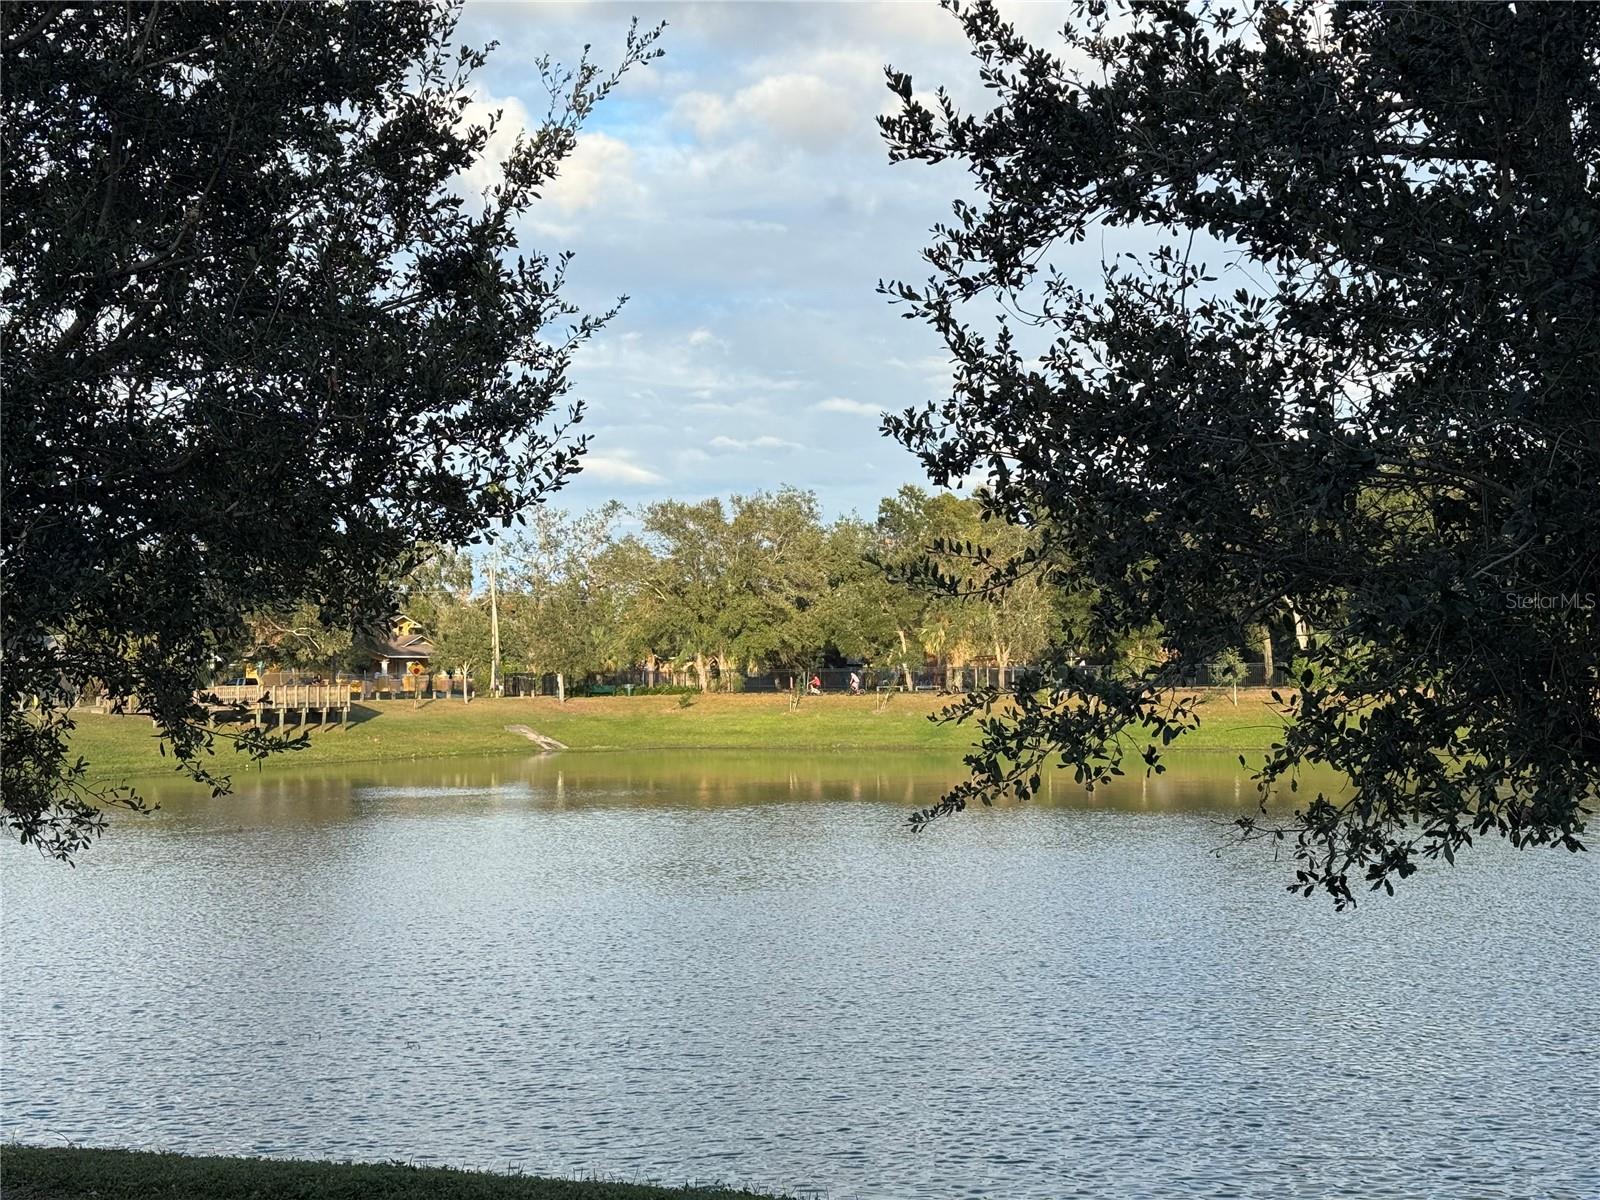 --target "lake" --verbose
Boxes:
[3,752,1595,1199]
